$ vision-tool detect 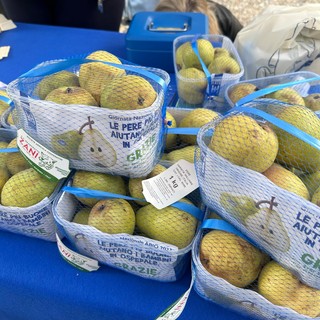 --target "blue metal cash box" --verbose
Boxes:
[125,12,208,73]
